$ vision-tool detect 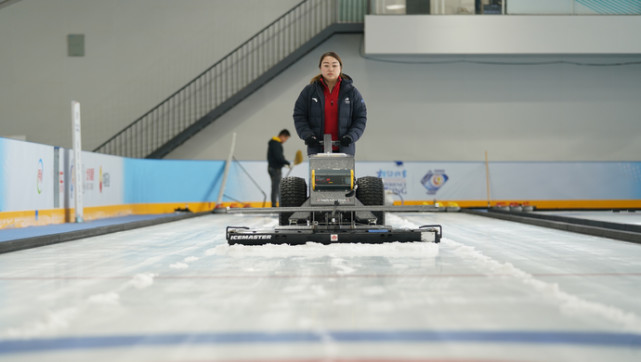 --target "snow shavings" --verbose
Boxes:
[4,308,79,339]
[127,273,156,289]
[385,213,418,228]
[330,258,357,275]
[2,272,160,339]
[169,262,189,270]
[87,292,120,306]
